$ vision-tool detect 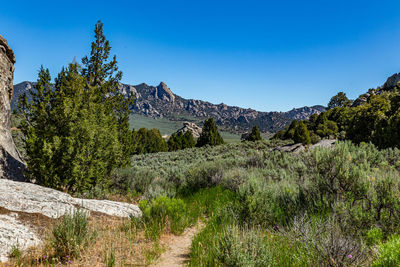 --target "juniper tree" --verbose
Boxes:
[82,20,134,164]
[293,121,311,145]
[196,118,224,147]
[168,131,196,151]
[245,125,262,142]
[18,22,132,192]
[327,92,352,109]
